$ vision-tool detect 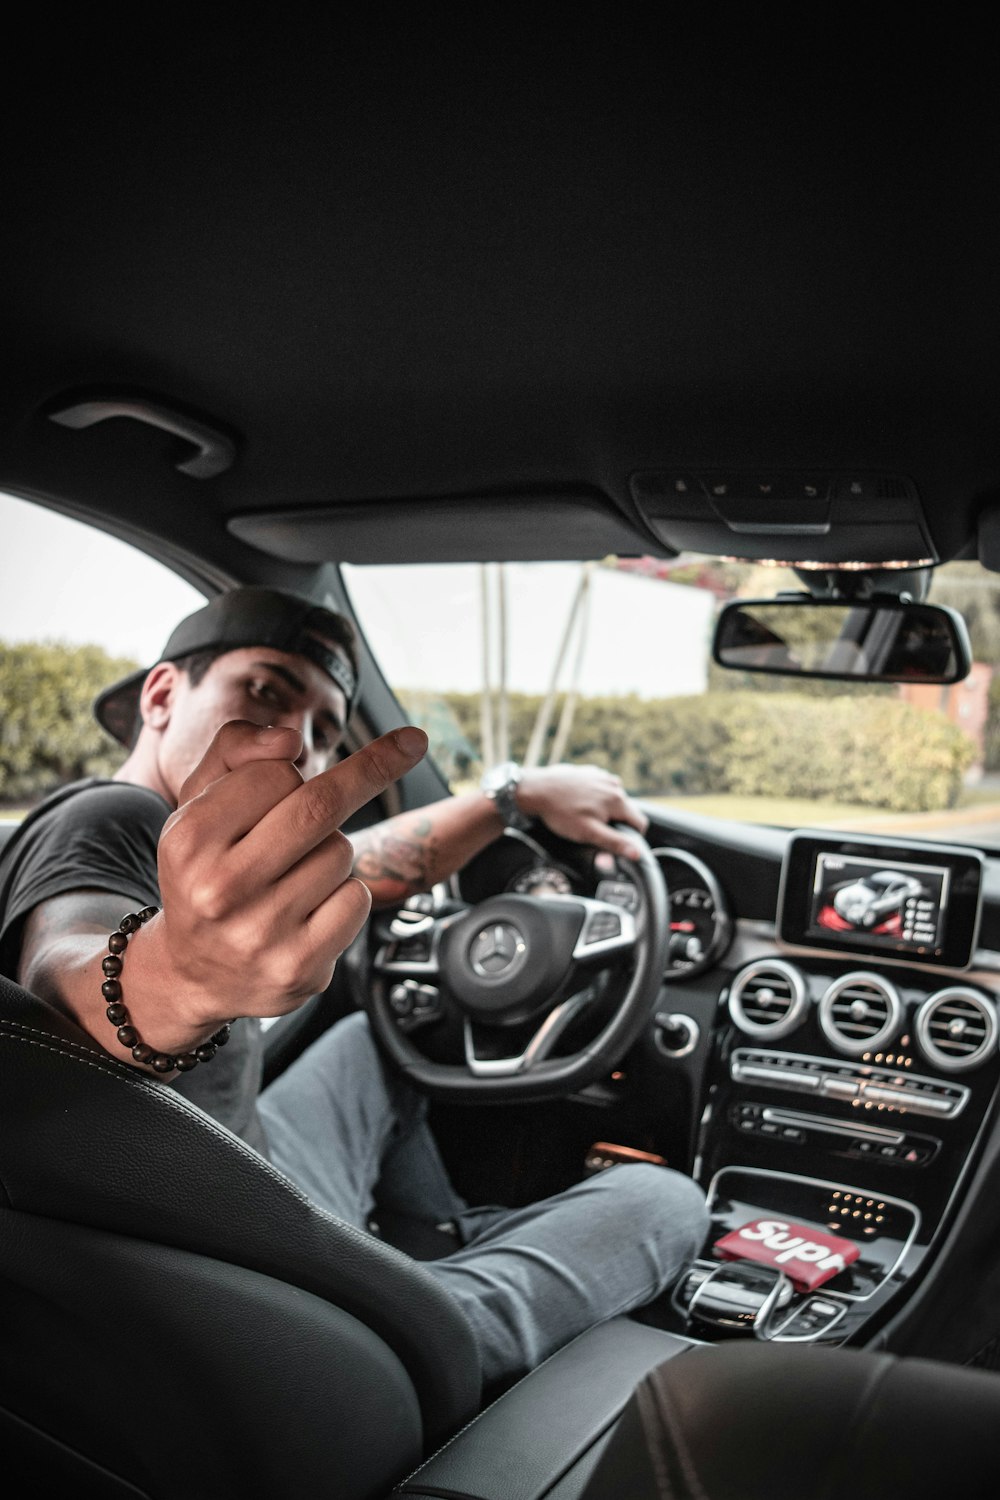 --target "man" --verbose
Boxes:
[0,586,708,1392]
